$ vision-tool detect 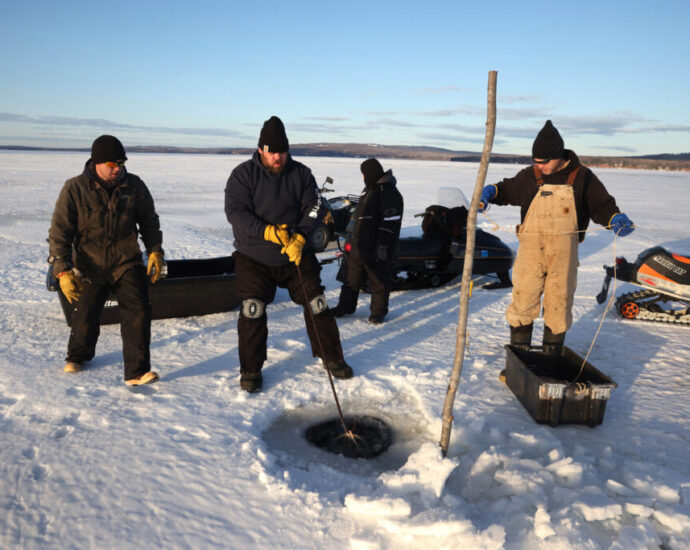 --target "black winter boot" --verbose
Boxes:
[500,324,533,383]
[542,326,565,355]
[509,324,533,350]
[322,359,354,380]
[240,371,263,393]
